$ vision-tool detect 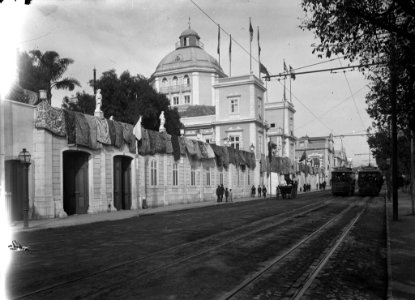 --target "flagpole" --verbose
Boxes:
[289,73,292,102]
[217,24,221,69]
[229,34,232,77]
[257,26,260,78]
[249,17,252,74]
